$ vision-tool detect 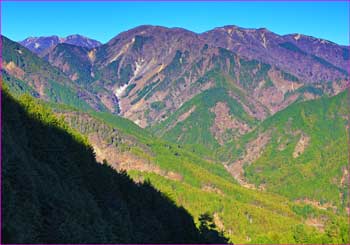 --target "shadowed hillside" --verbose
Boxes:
[48,93,349,244]
[1,89,228,244]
